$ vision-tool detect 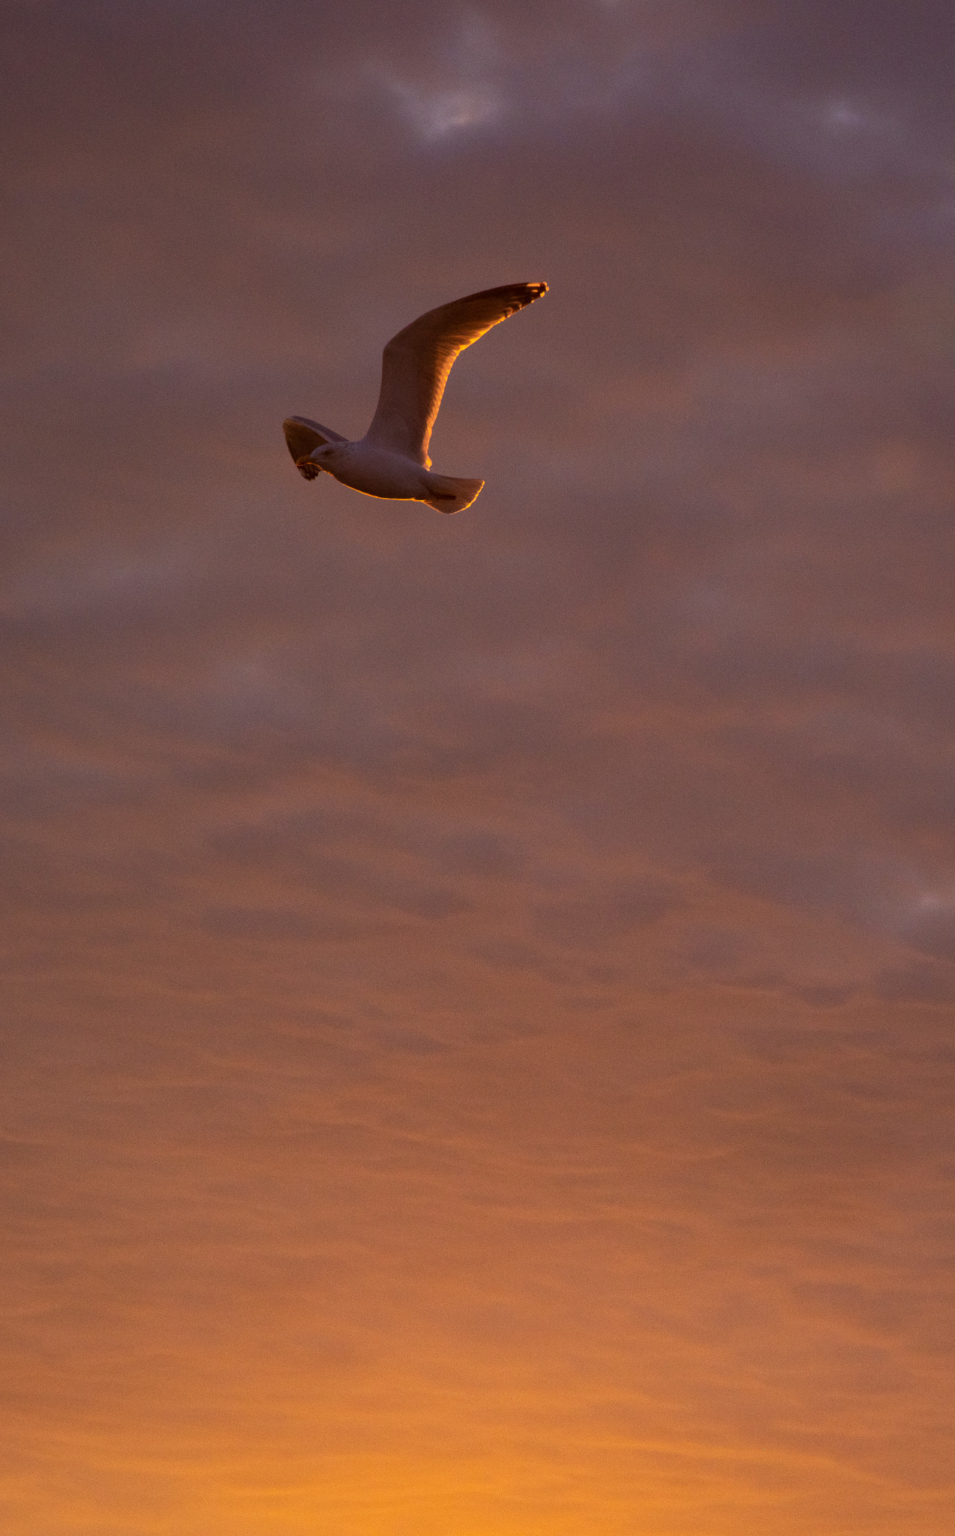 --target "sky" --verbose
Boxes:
[2,2,955,1532]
